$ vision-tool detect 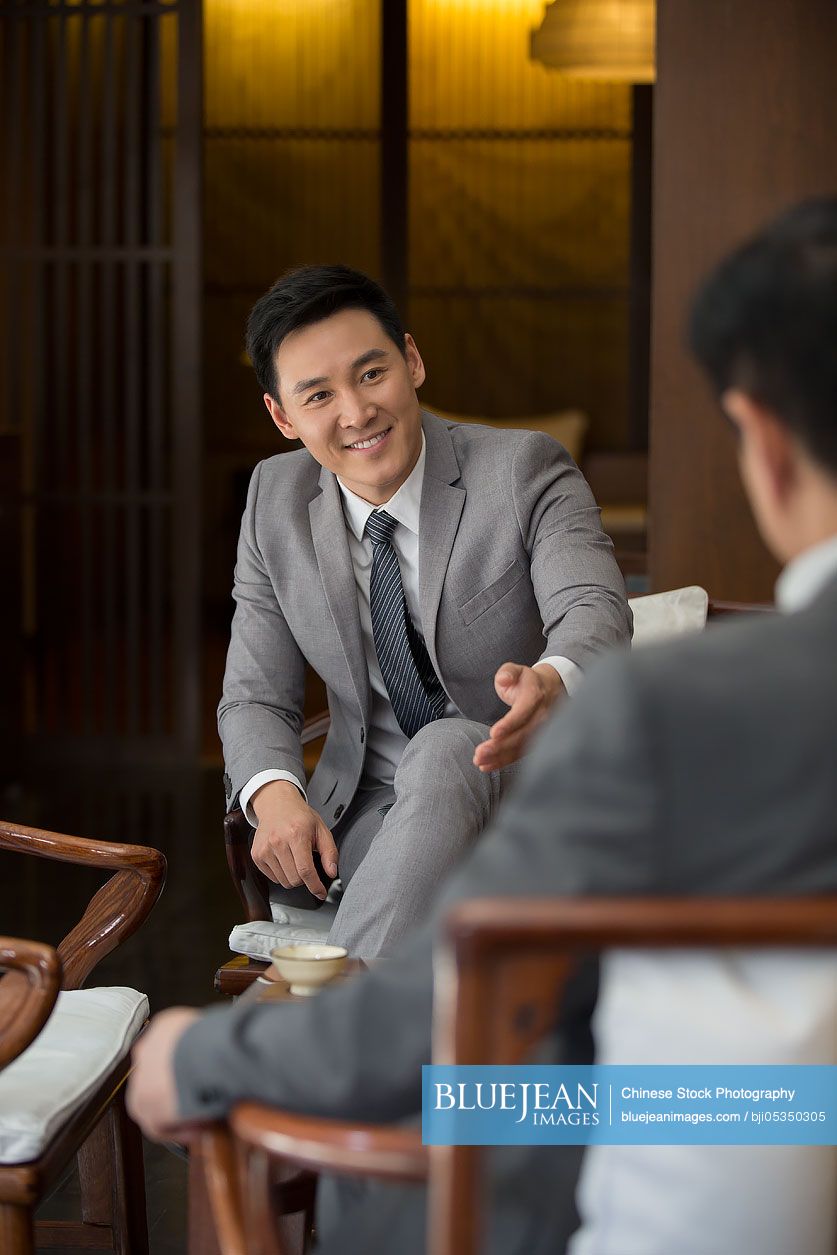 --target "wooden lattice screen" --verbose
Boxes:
[0,0,202,765]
